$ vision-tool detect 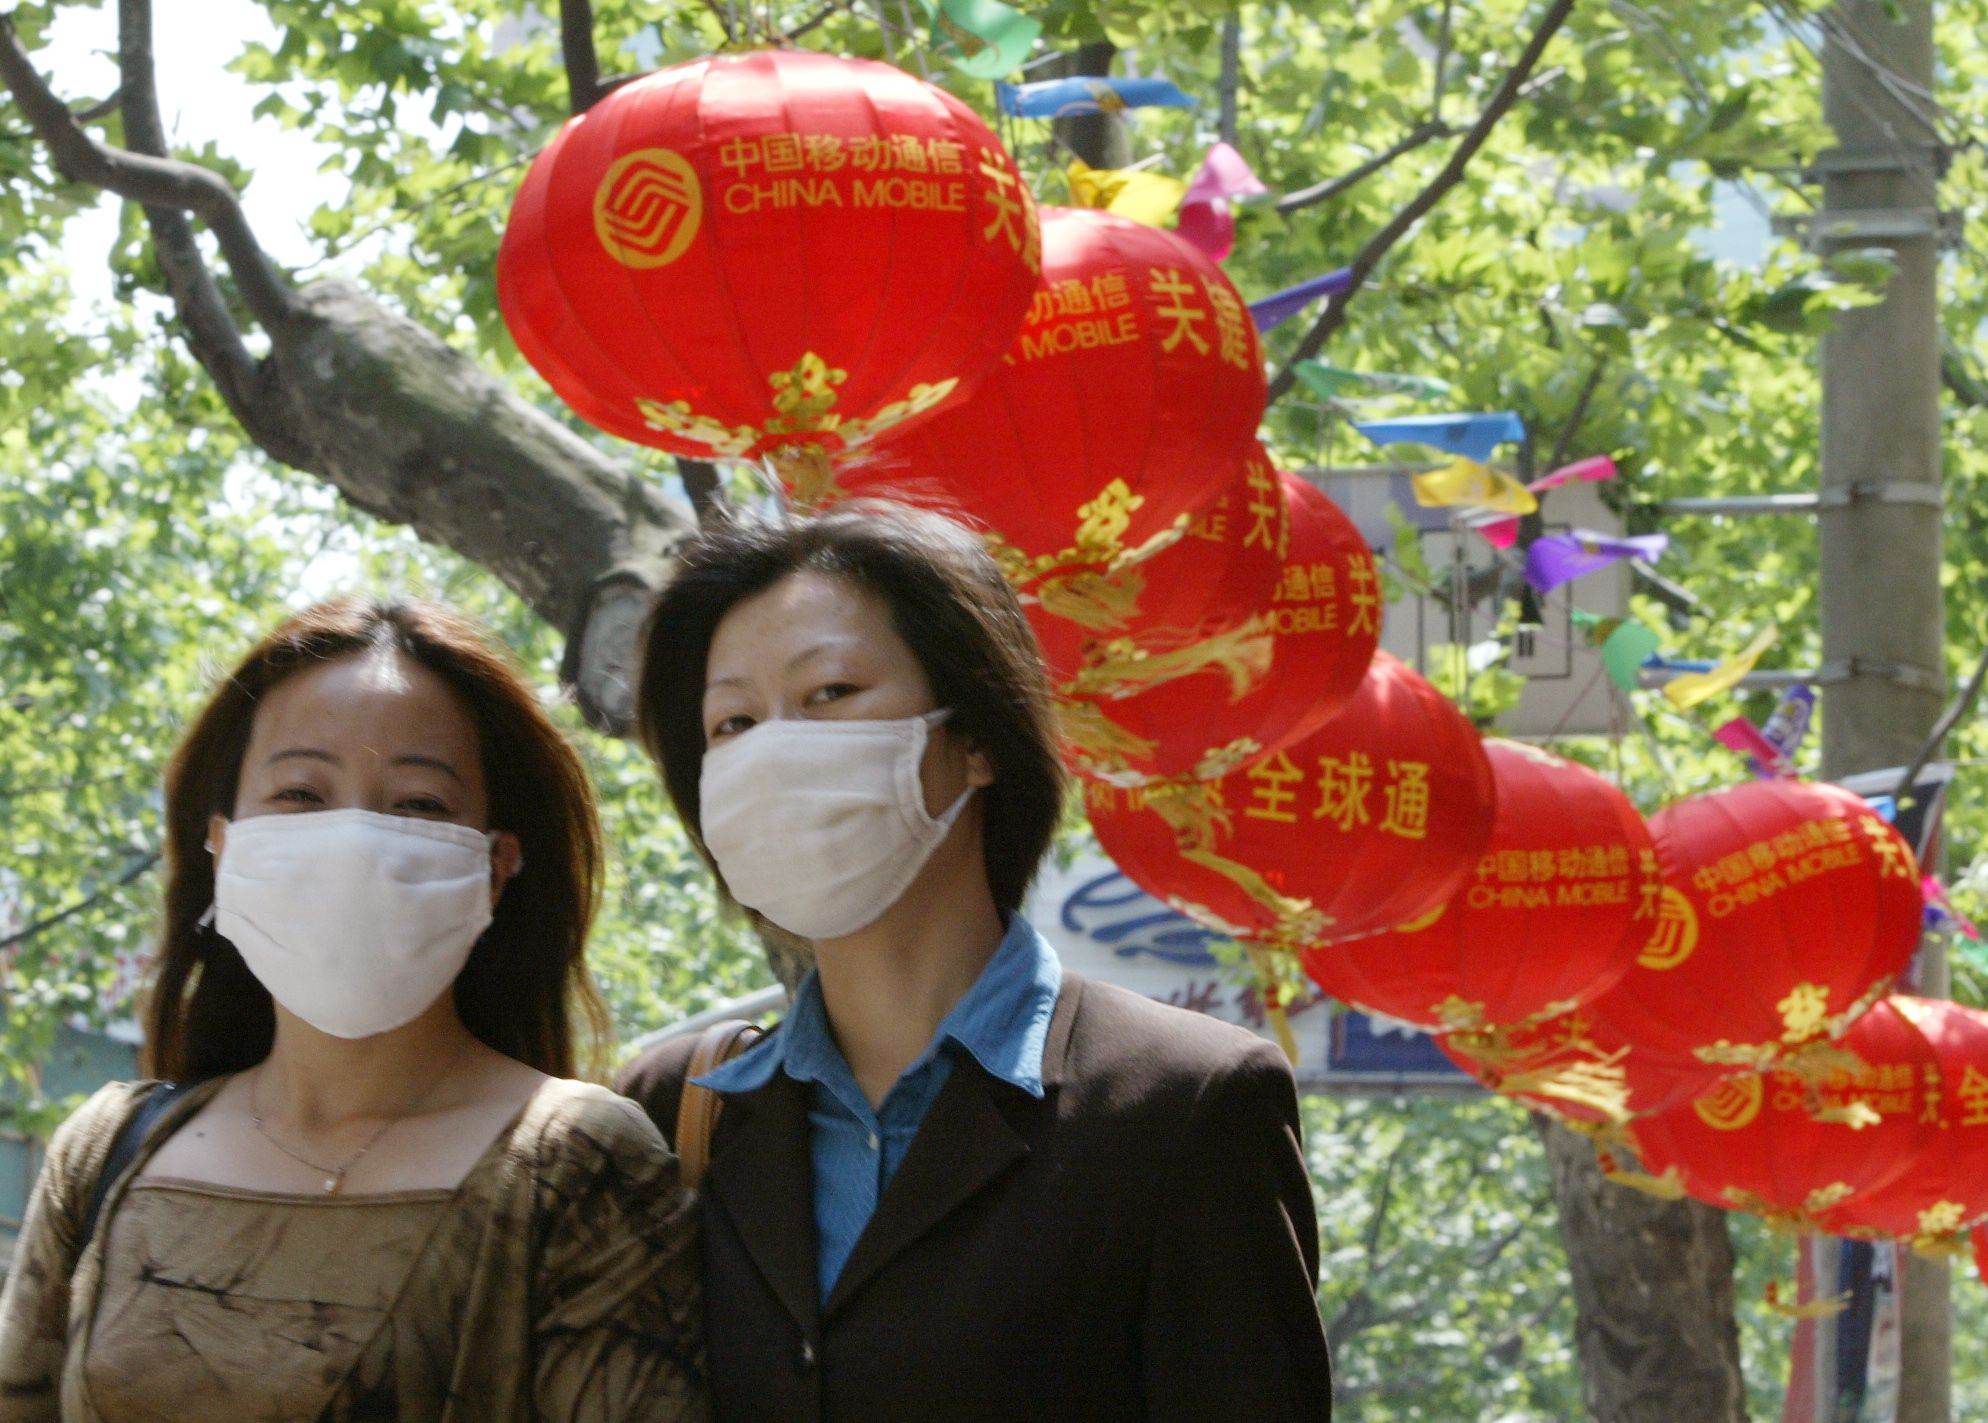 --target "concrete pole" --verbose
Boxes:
[1816,2,1947,1418]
